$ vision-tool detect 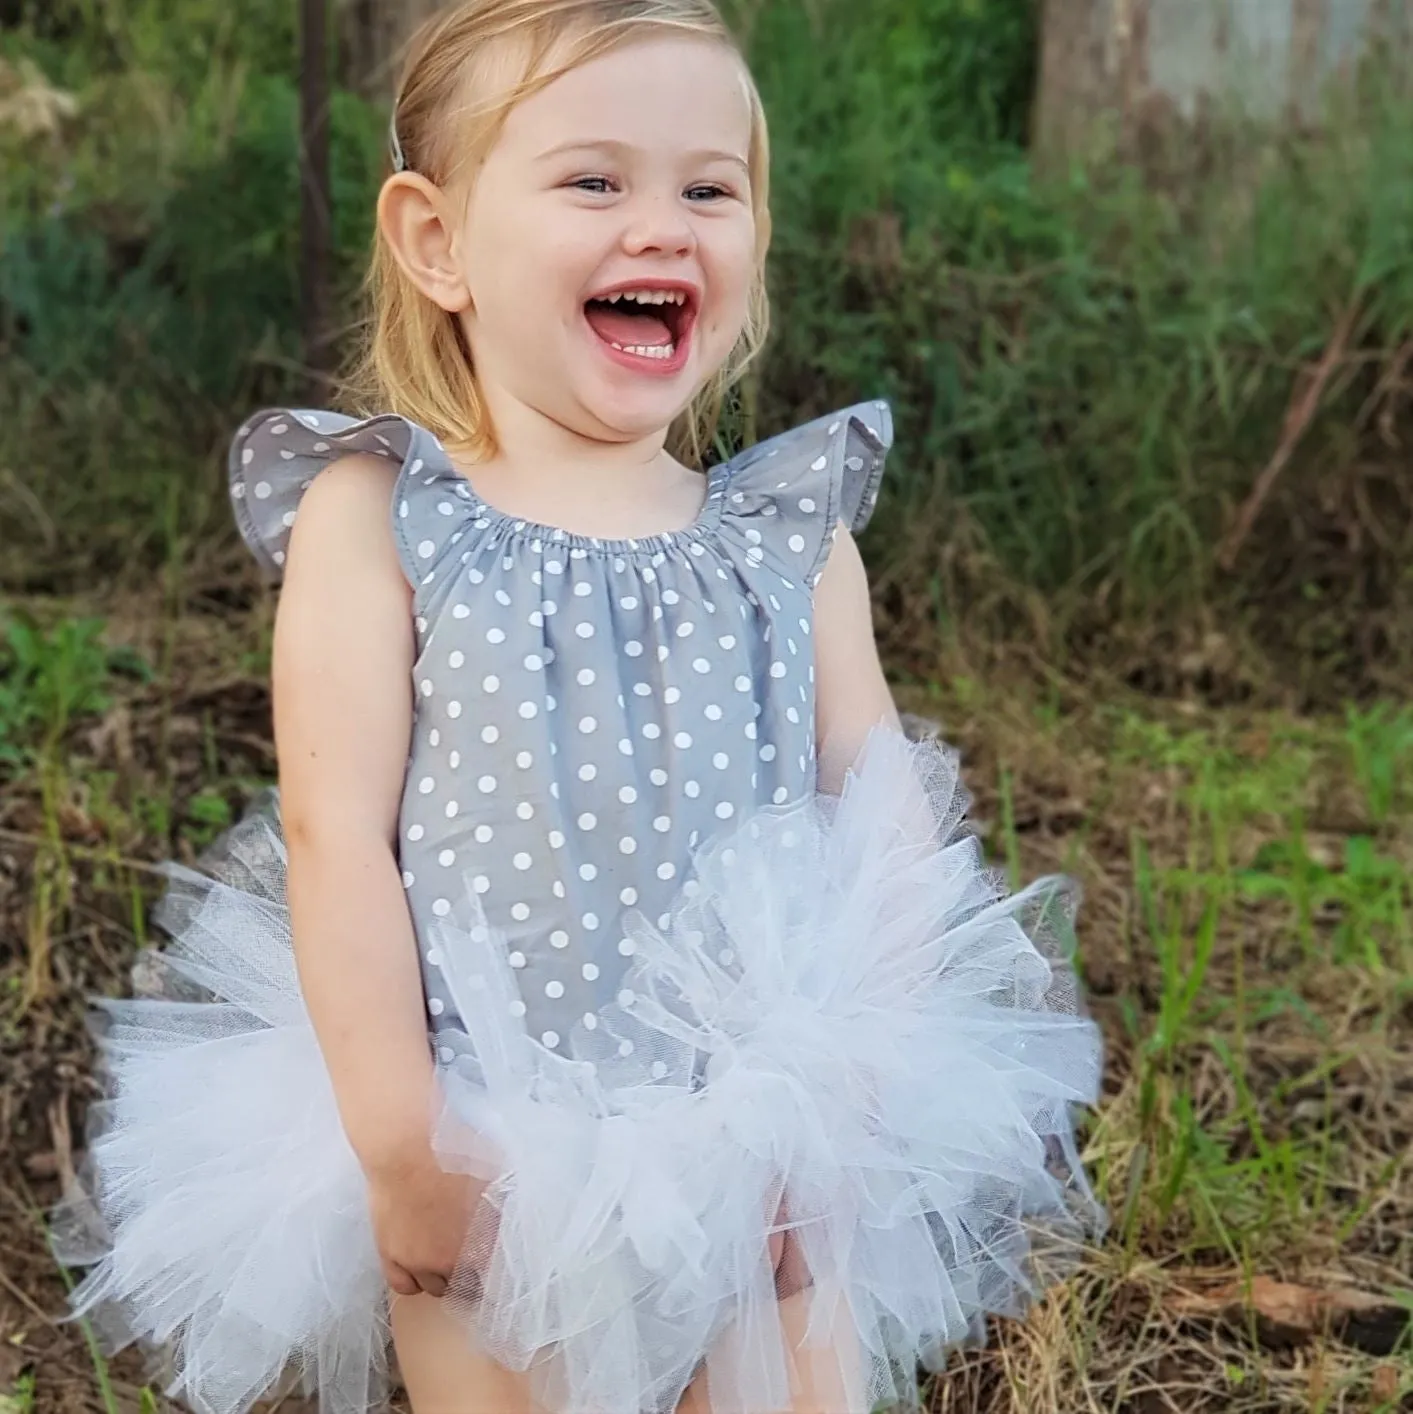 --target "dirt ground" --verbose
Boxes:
[1,590,1410,1414]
